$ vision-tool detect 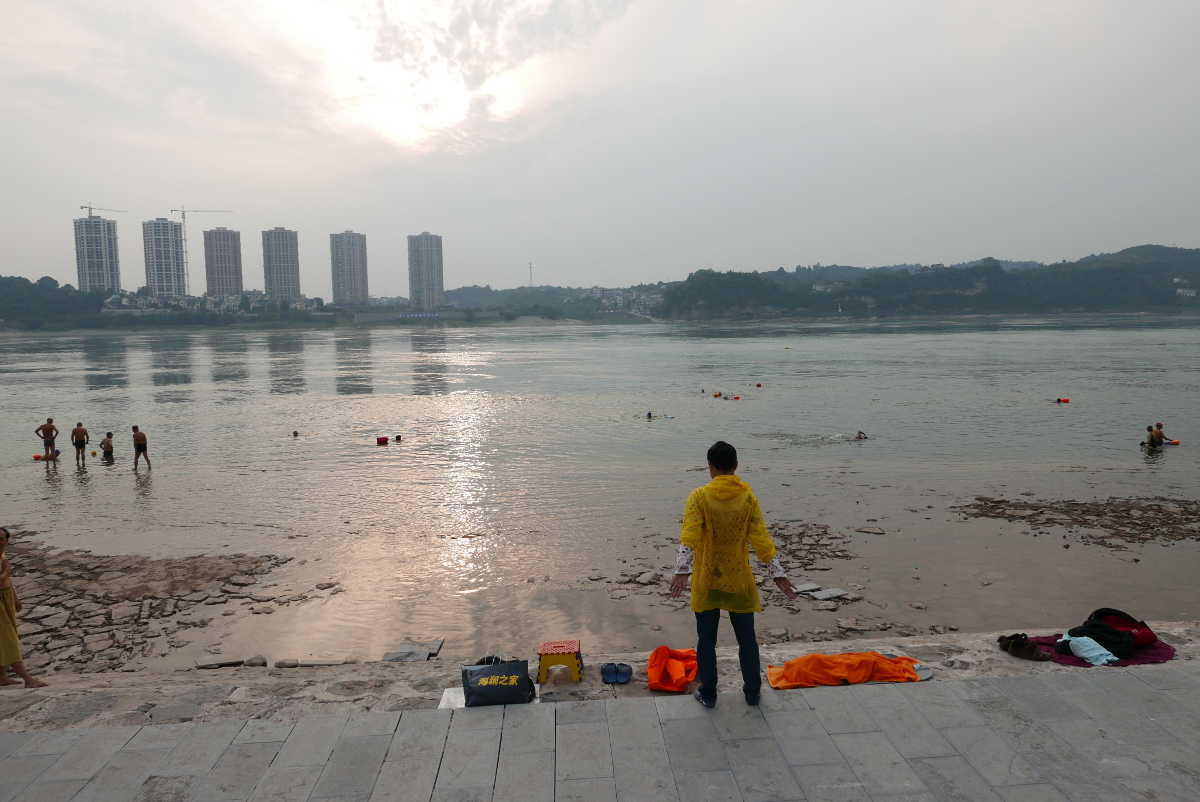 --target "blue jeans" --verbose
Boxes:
[695,608,761,703]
